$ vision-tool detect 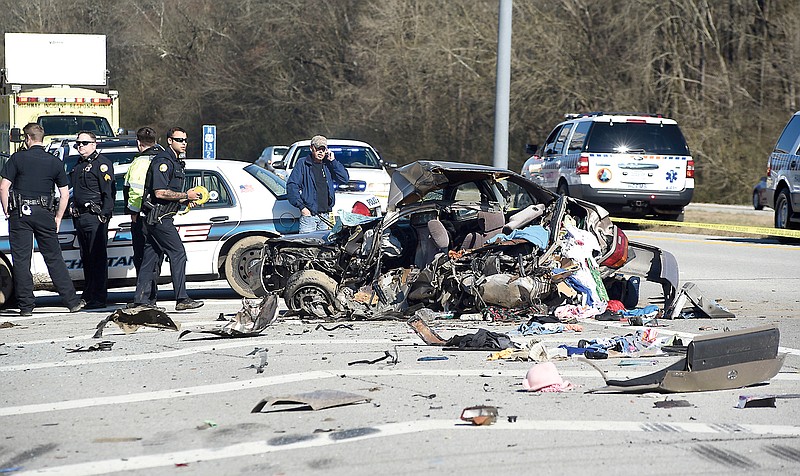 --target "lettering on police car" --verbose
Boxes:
[64,256,135,270]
